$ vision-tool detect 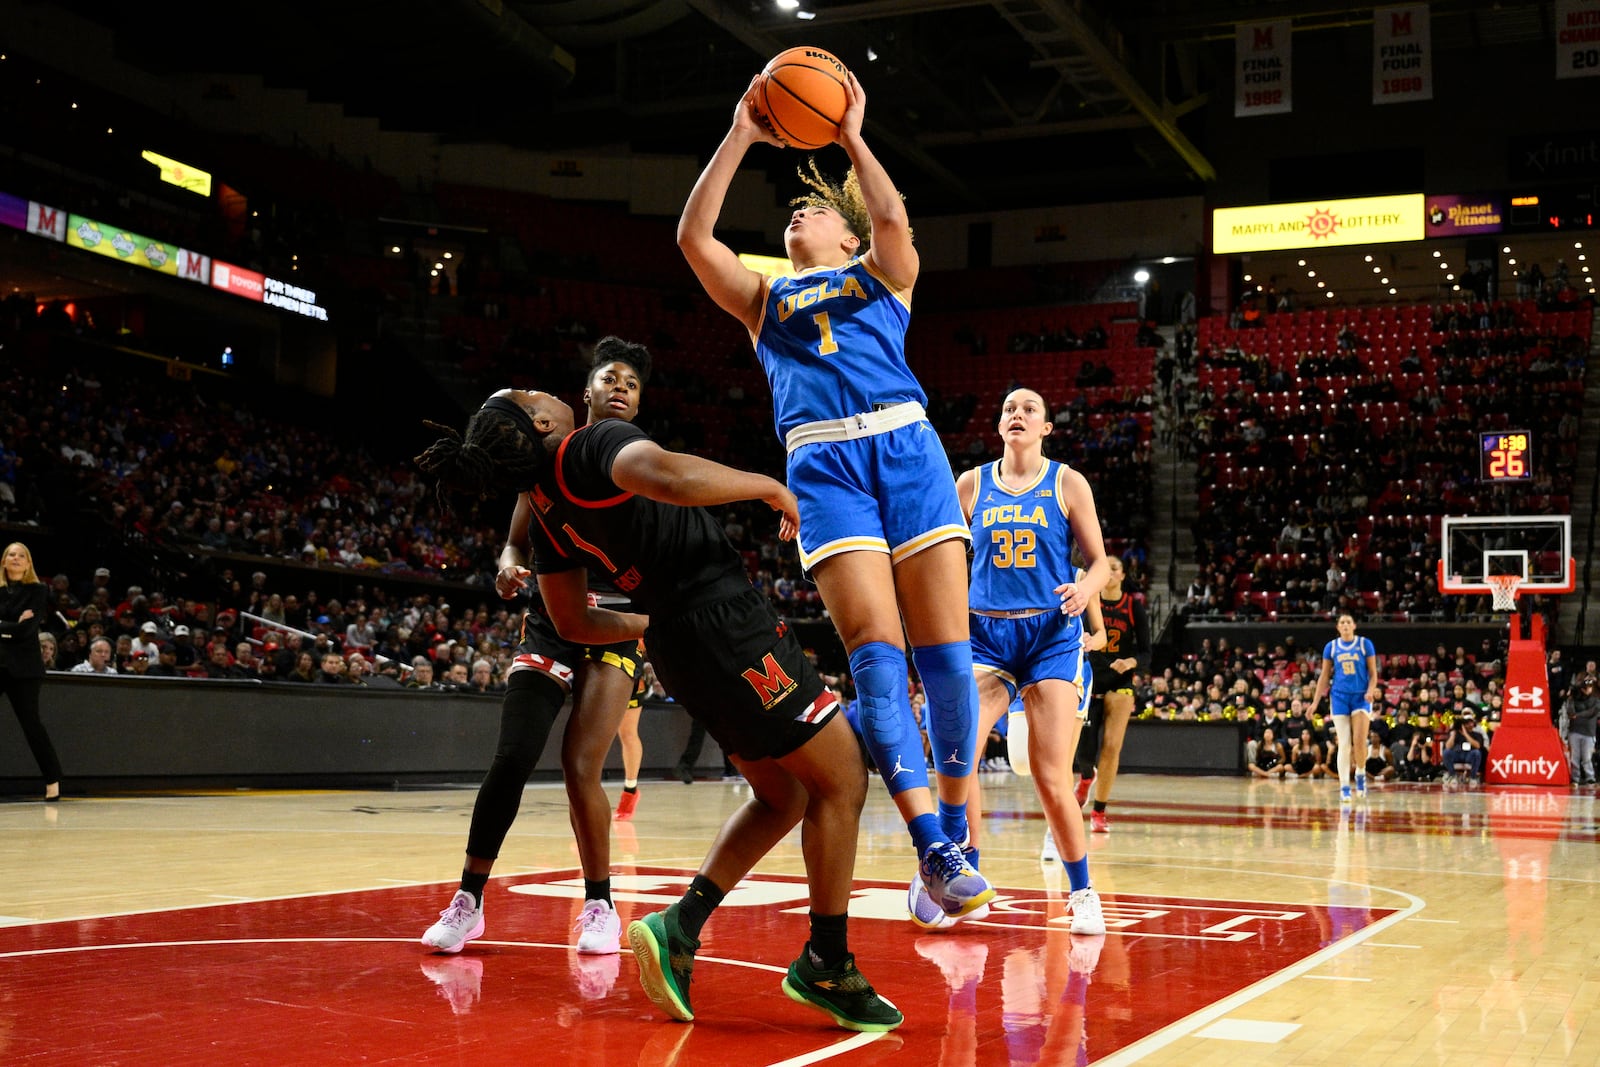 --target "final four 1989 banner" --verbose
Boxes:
[1373,4,1432,104]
